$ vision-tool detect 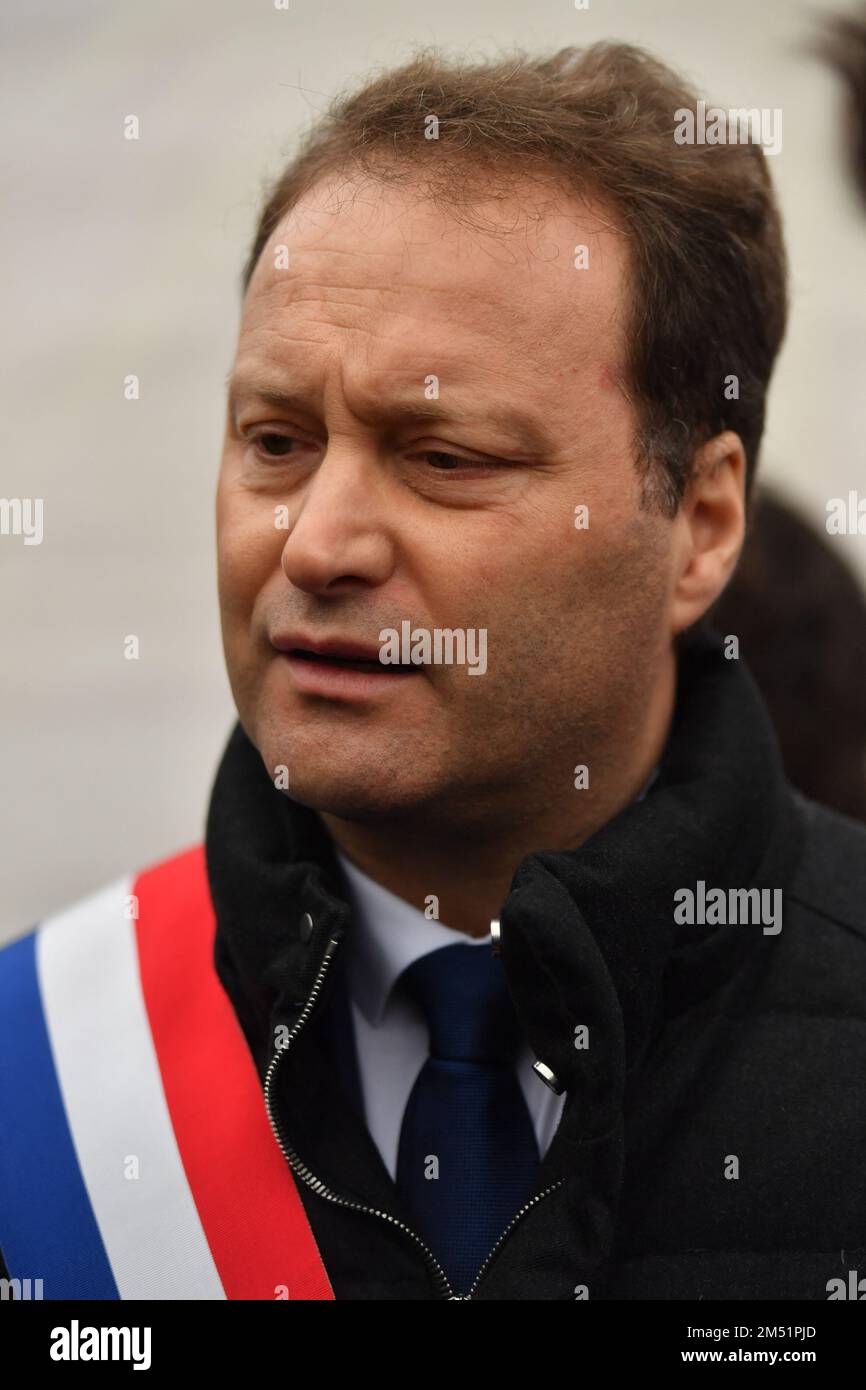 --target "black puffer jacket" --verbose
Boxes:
[204,624,866,1300]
